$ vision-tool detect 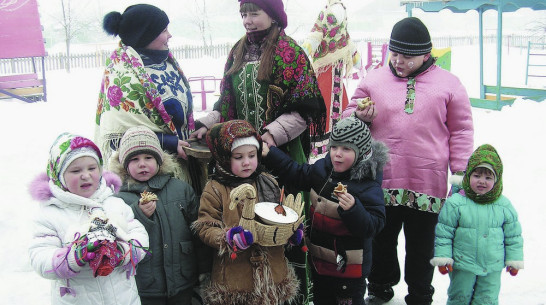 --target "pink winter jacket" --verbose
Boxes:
[343,64,474,199]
